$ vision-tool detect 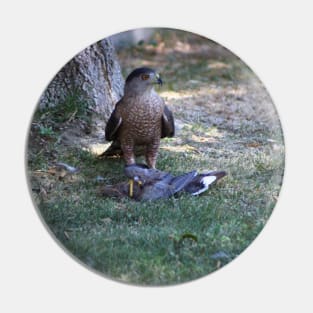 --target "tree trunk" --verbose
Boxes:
[39,39,124,122]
